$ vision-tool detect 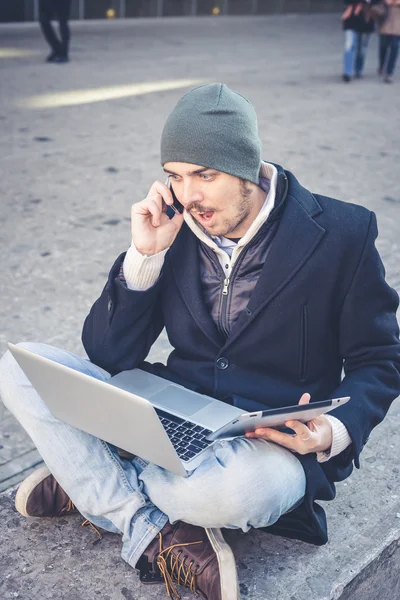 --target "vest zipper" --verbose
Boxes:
[202,226,272,338]
[219,230,266,336]
[219,235,262,337]
[220,277,230,337]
